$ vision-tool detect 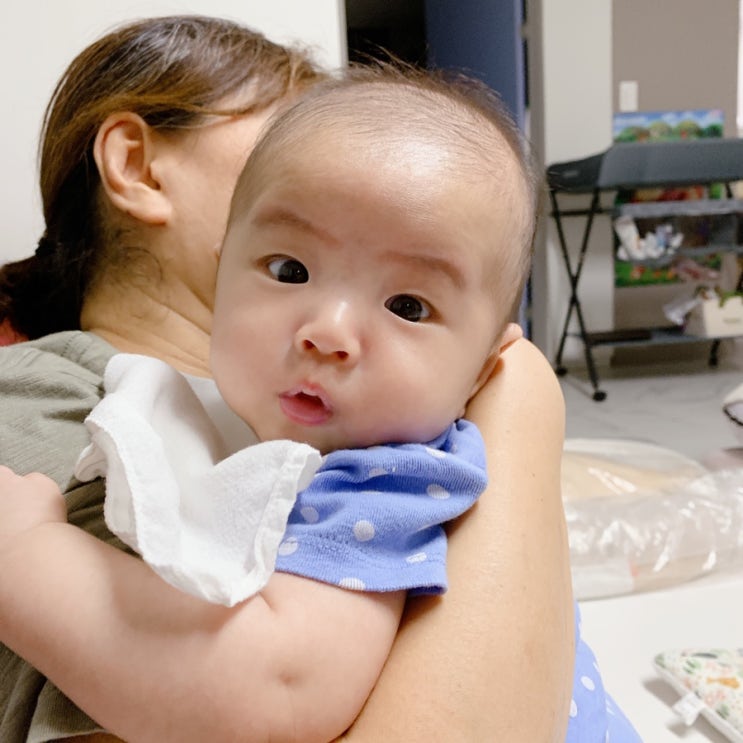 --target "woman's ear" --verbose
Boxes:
[93,112,172,225]
[467,322,524,401]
